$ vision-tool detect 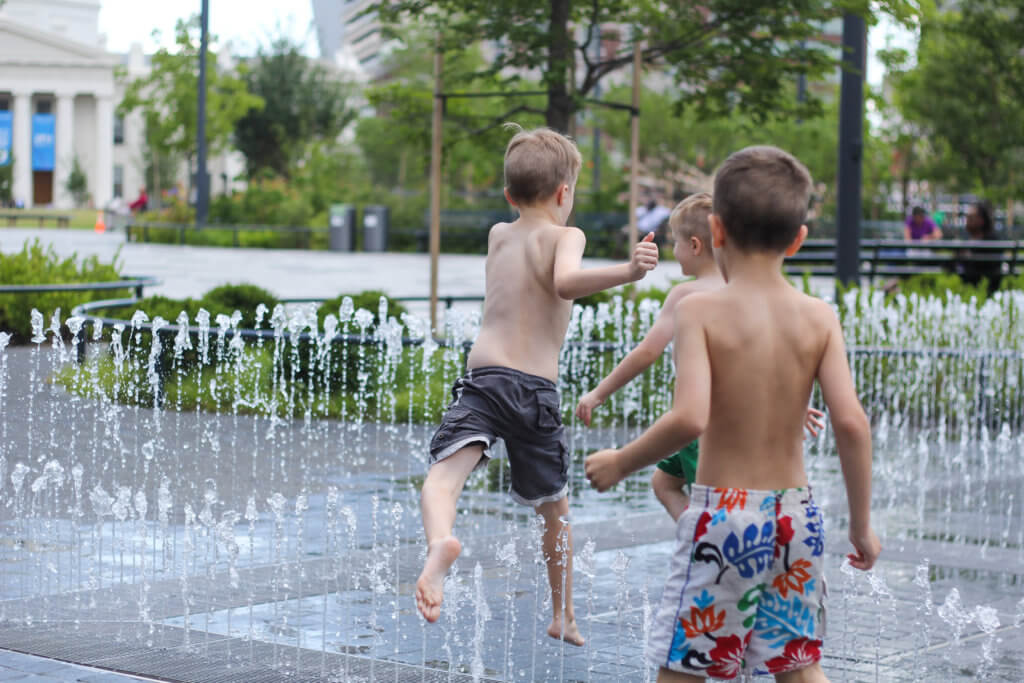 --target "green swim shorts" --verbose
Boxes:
[655,440,699,485]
